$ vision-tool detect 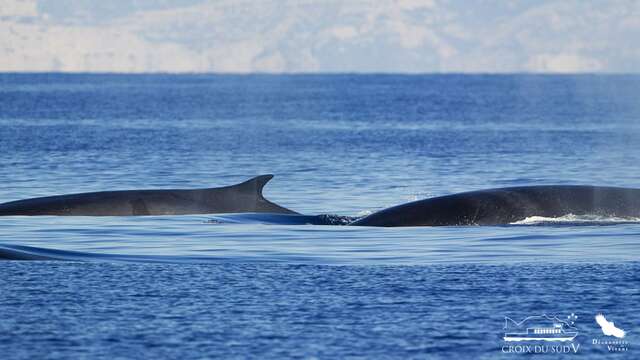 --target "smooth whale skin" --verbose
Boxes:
[350,185,640,227]
[0,175,296,216]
